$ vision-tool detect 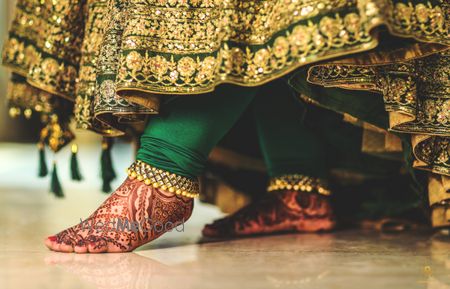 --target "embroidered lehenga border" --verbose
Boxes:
[1,0,449,226]
[2,0,448,135]
[305,46,450,228]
